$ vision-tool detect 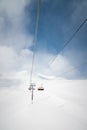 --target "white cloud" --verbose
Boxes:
[0,42,78,88]
[0,32,33,51]
[0,0,33,50]
[0,0,31,21]
[0,45,32,88]
[0,45,34,73]
[0,46,18,72]
[44,54,78,79]
[0,0,33,80]
[0,0,27,30]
